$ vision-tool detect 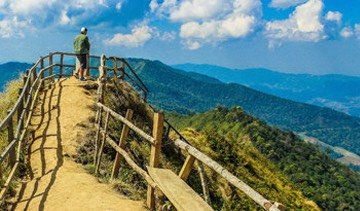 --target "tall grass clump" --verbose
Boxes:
[0,79,22,151]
